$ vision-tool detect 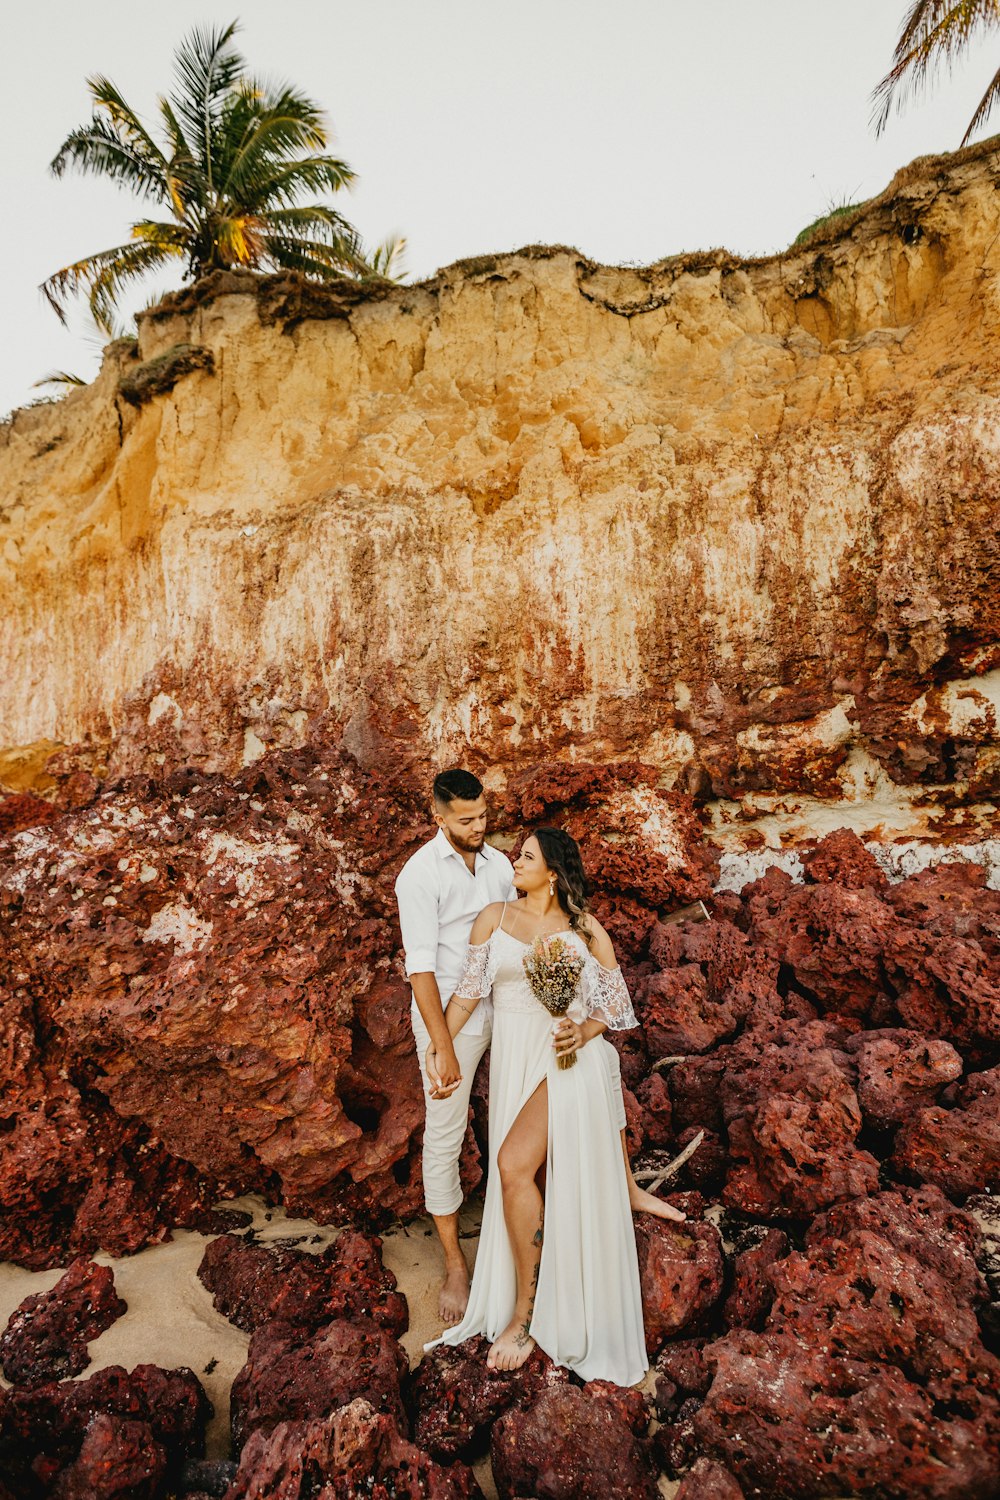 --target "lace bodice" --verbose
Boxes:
[453,925,638,1030]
